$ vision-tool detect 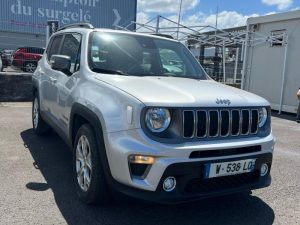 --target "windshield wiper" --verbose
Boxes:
[91,68,128,75]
